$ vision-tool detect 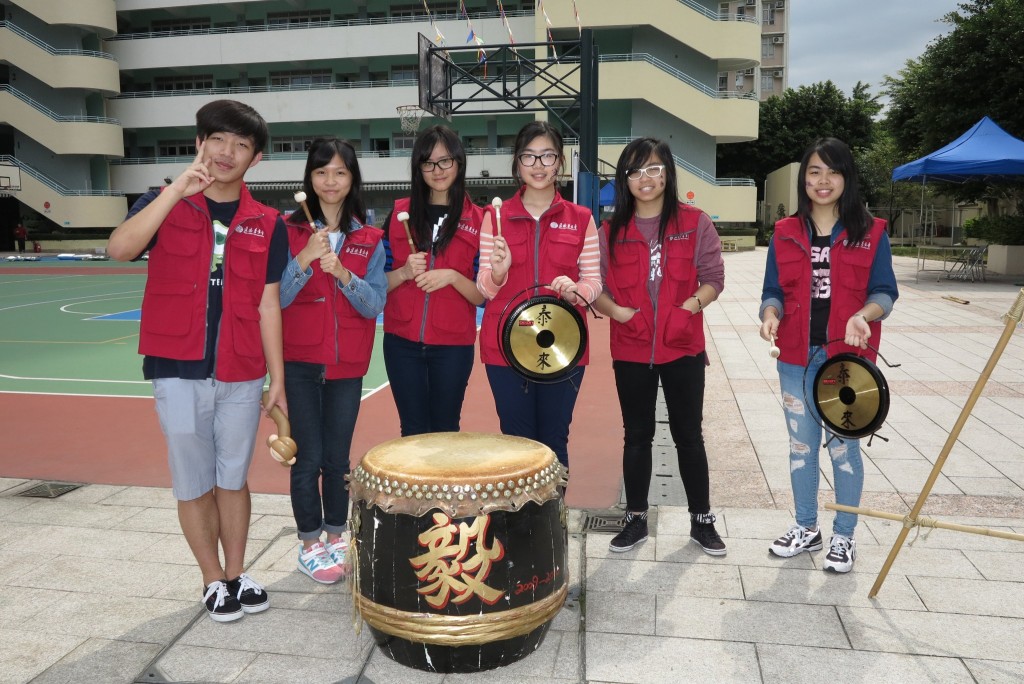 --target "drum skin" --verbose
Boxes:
[349,433,568,673]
